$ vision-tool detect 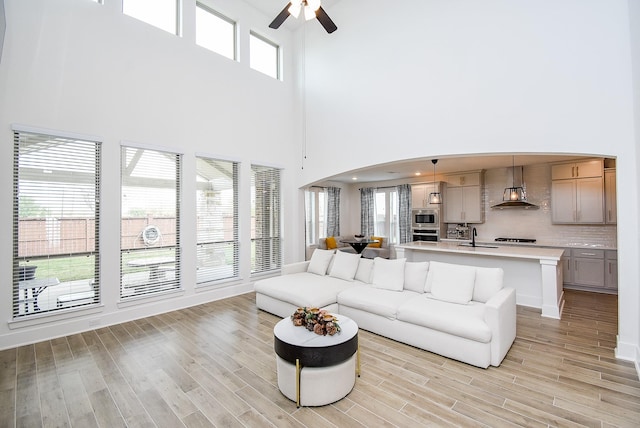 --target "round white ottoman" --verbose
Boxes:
[273,314,359,407]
